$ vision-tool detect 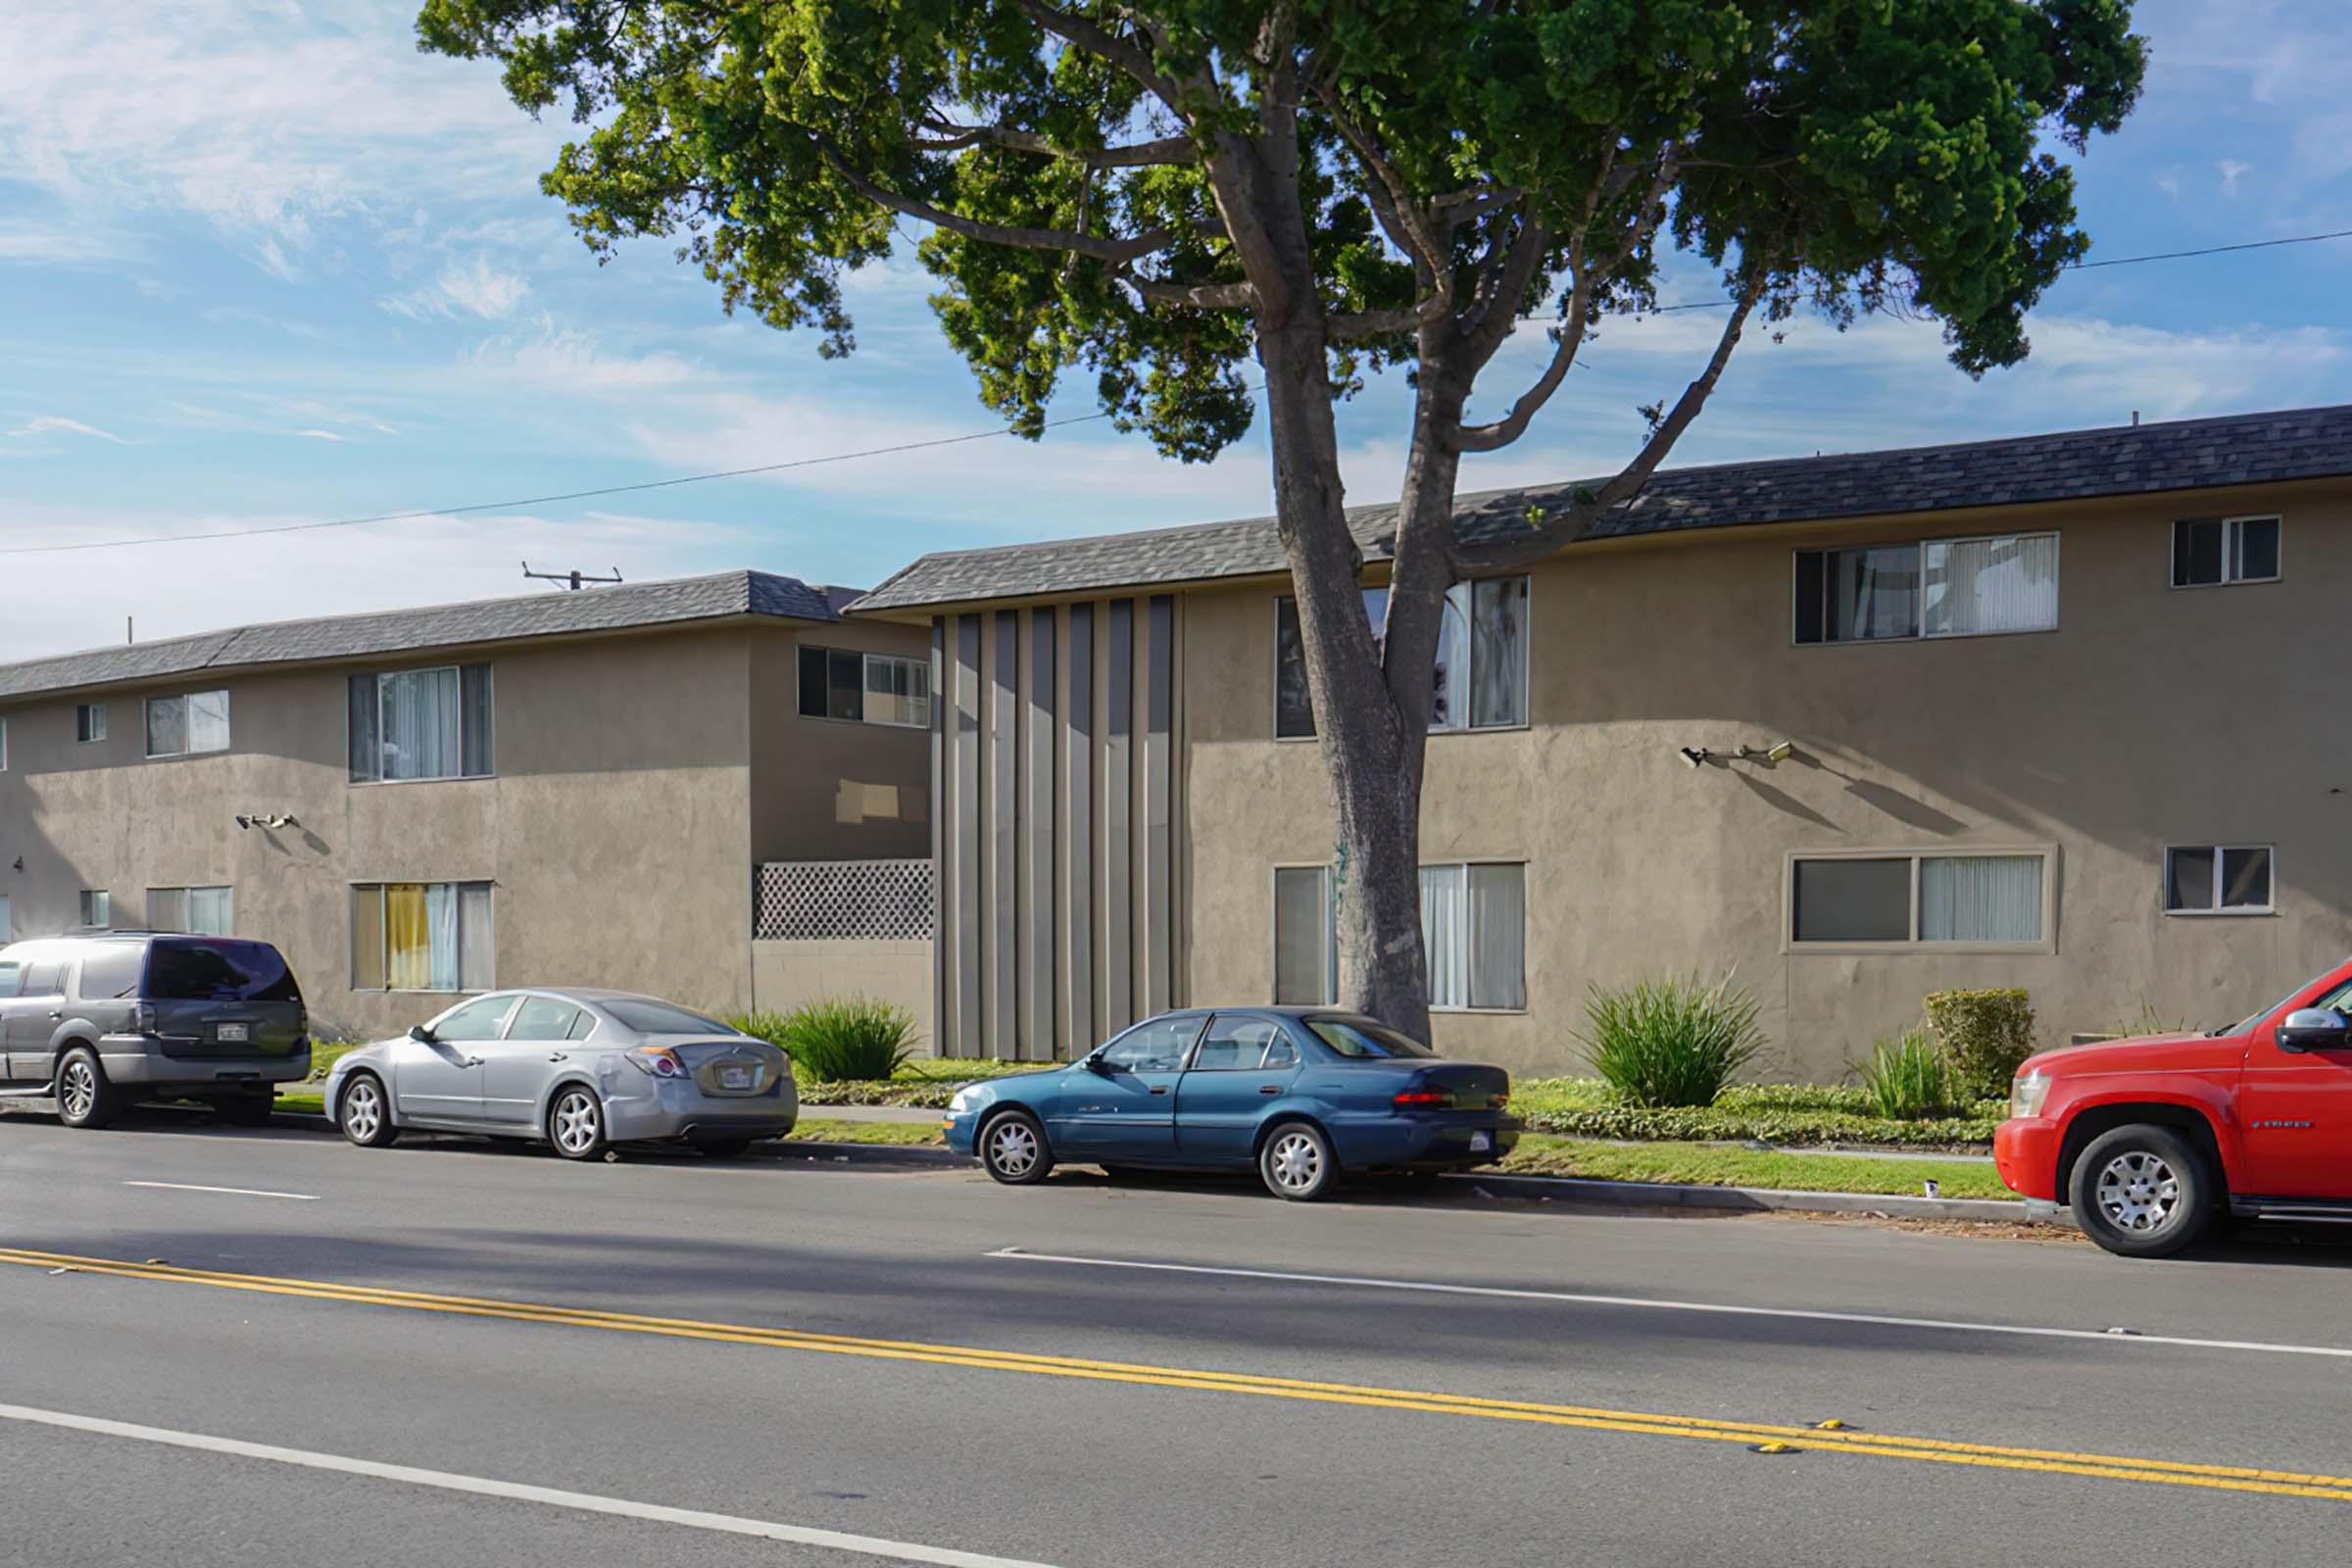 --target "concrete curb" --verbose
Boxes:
[1445,1170,2042,1223]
